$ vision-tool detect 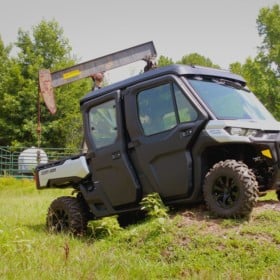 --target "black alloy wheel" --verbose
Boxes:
[46,196,88,235]
[203,160,259,218]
